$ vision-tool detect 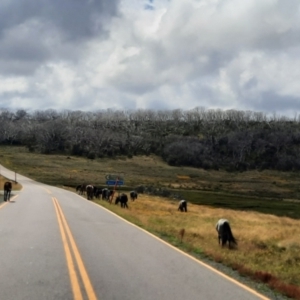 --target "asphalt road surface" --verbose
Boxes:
[0,165,269,300]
